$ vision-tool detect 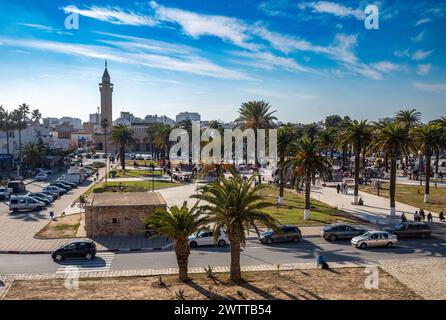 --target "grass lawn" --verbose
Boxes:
[125,160,159,167]
[360,182,446,213]
[4,267,419,300]
[92,181,178,193]
[260,187,366,226]
[35,214,81,239]
[113,169,162,178]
